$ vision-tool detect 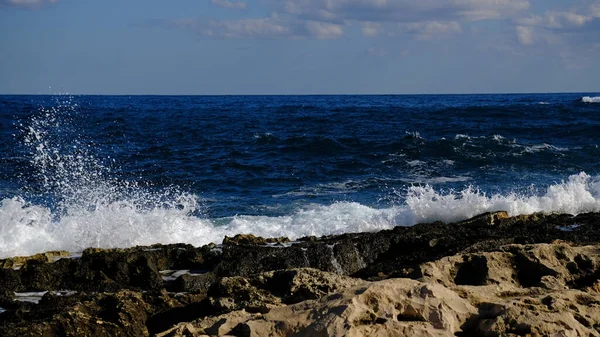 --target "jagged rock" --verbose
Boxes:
[456,211,509,228]
[74,249,164,292]
[223,234,290,246]
[419,243,600,290]
[213,244,310,277]
[161,278,476,337]
[207,276,282,315]
[19,258,74,291]
[0,251,71,269]
[158,242,600,337]
[167,272,217,294]
[0,268,22,293]
[0,290,153,336]
[257,268,365,304]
